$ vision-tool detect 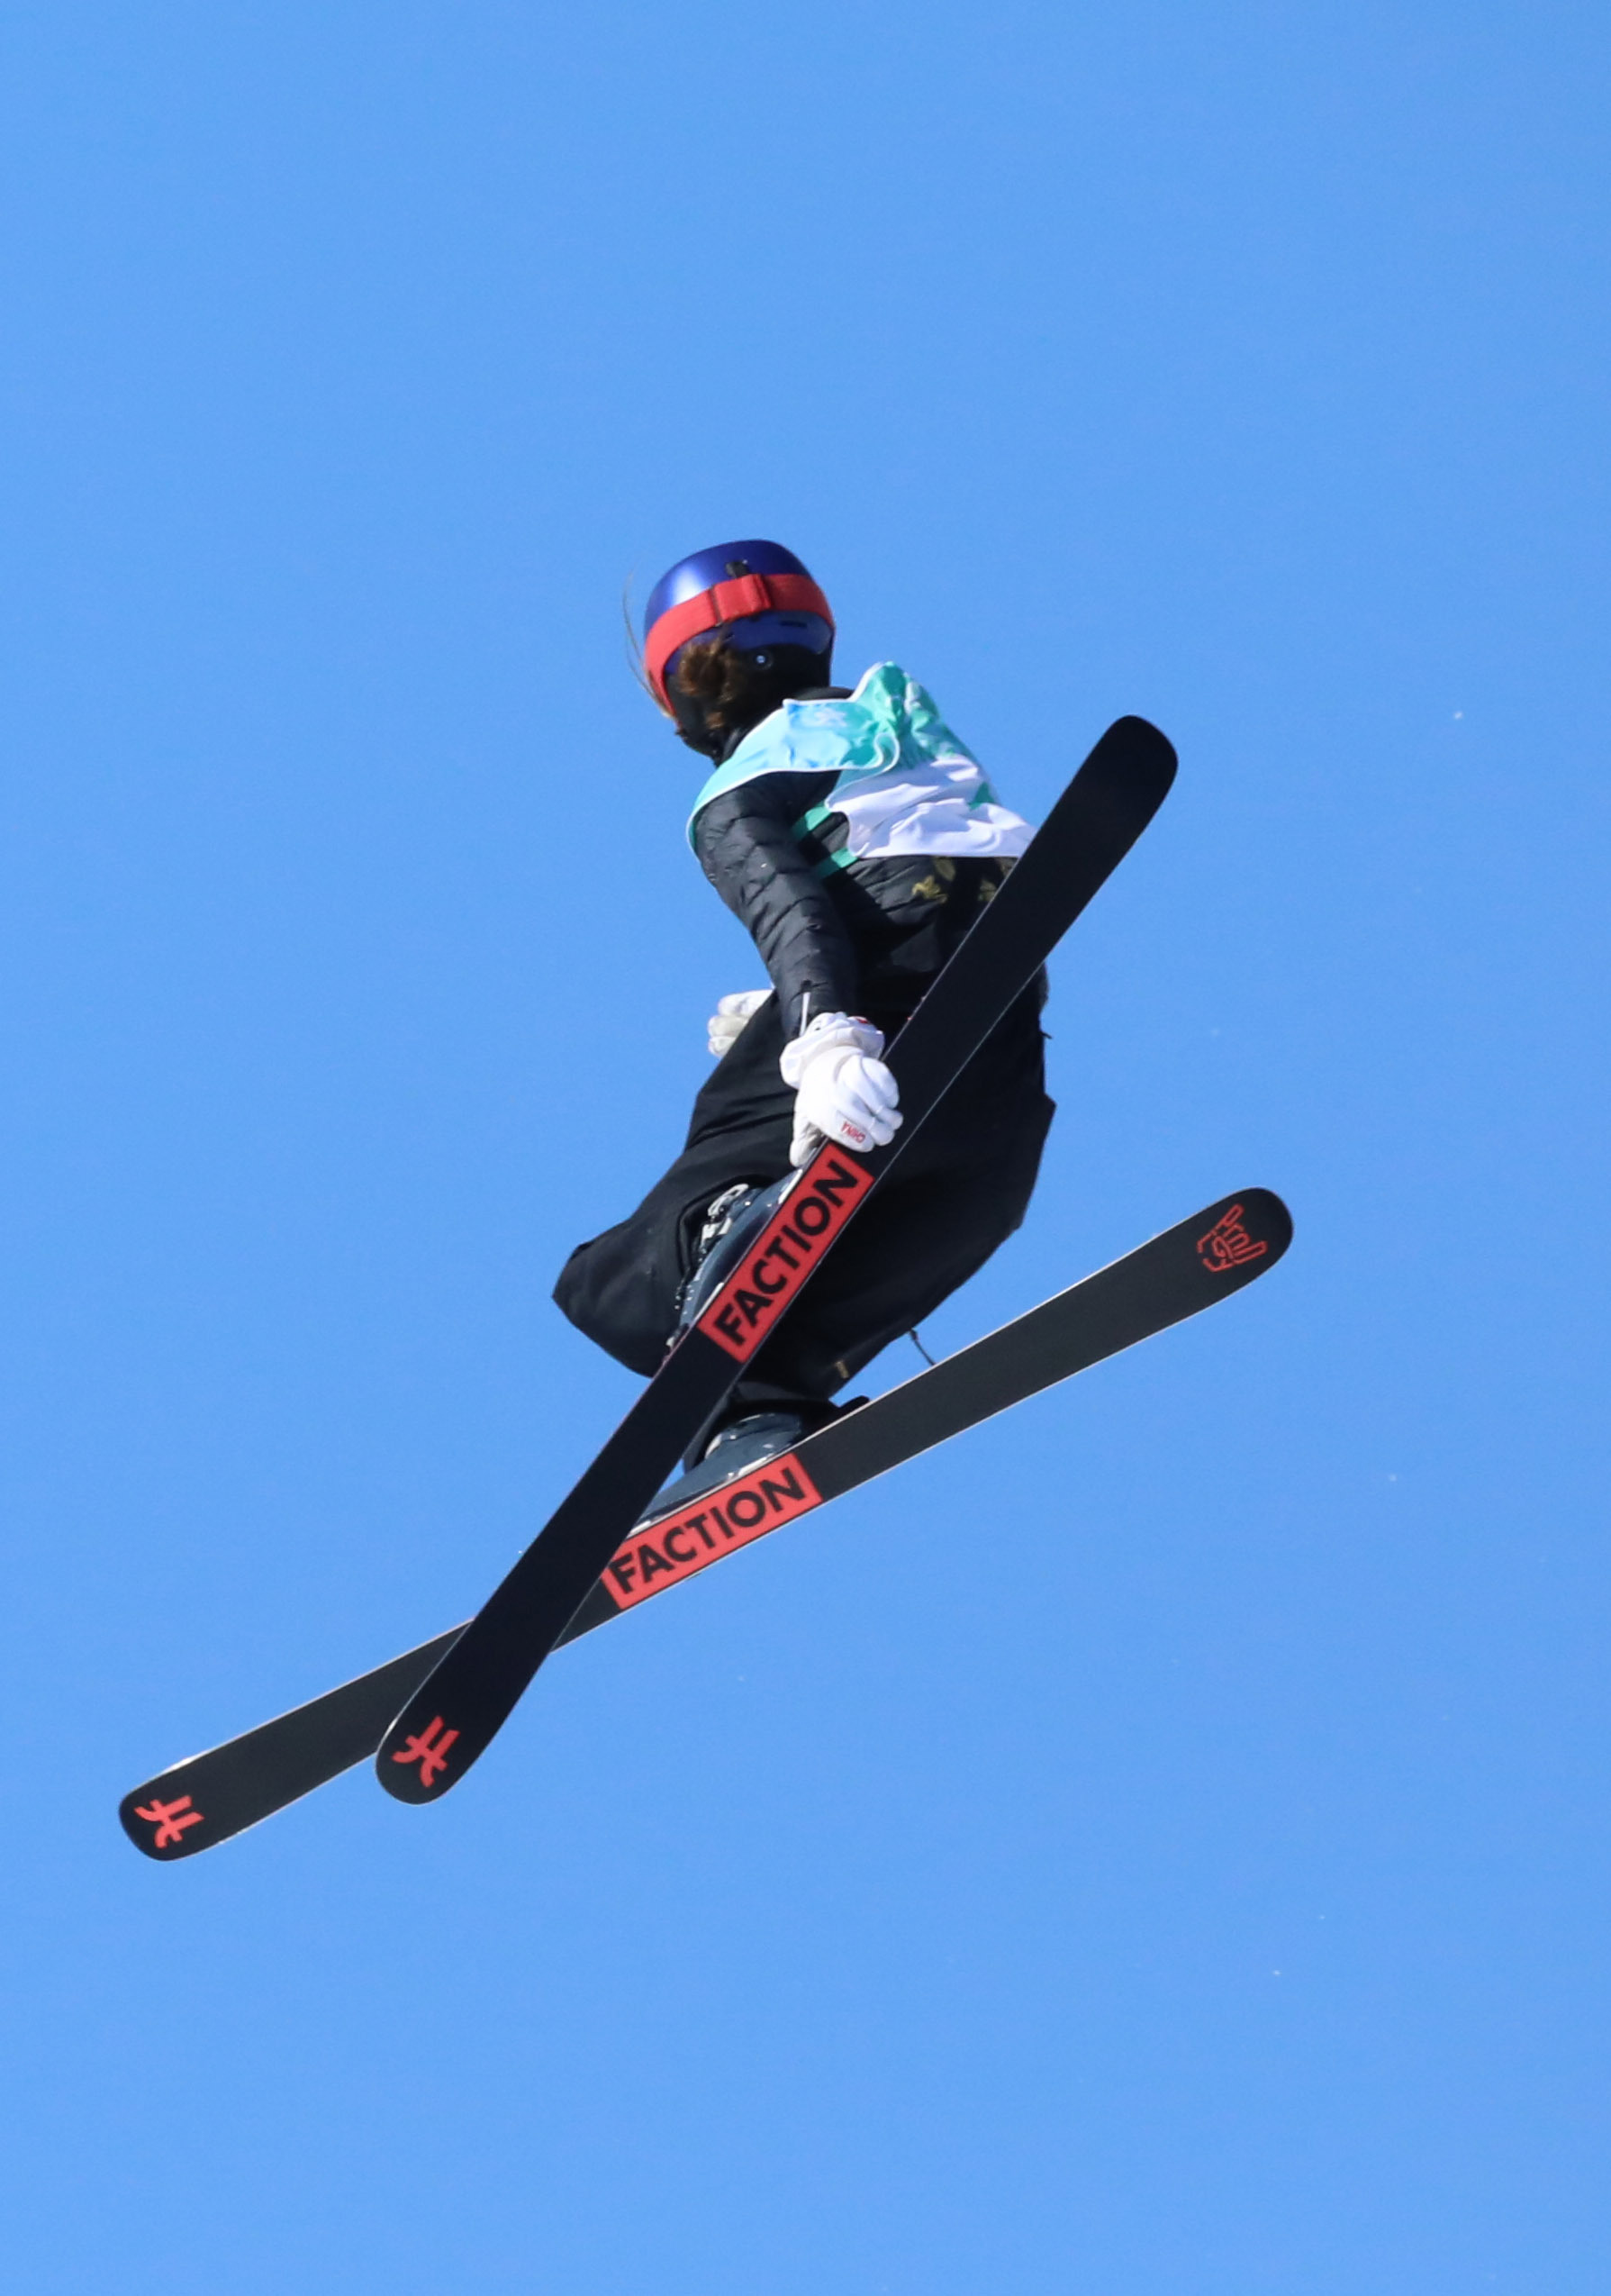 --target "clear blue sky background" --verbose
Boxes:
[2,5,1606,2290]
